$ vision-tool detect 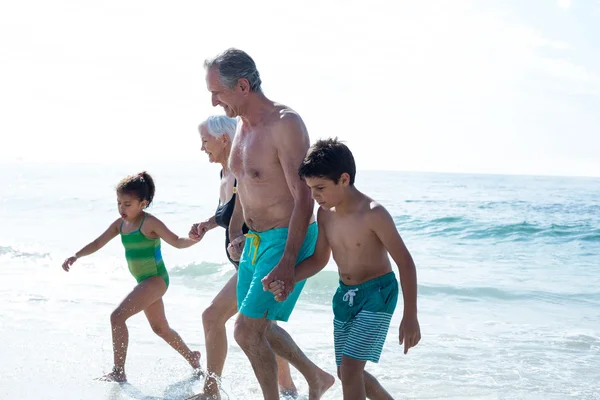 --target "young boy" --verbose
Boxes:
[262,138,421,400]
